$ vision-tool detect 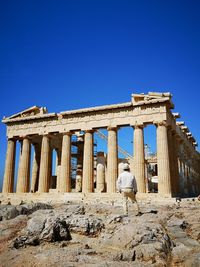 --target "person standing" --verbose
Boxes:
[117,163,141,215]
